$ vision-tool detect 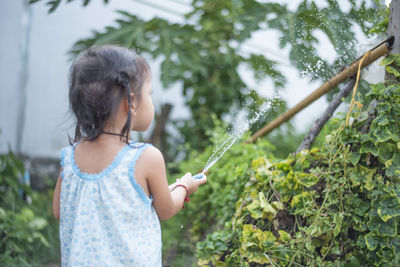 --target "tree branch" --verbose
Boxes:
[296,78,356,153]
[150,103,173,151]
